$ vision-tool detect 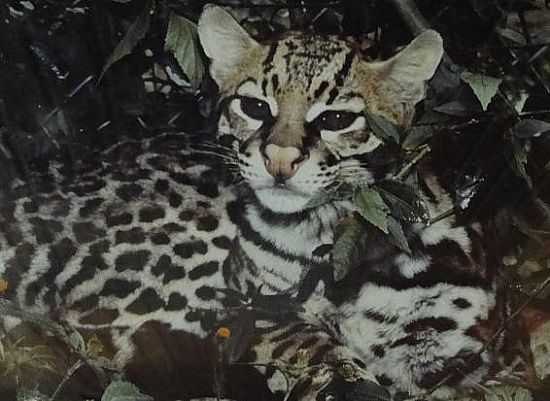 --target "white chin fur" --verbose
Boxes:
[254,188,312,213]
